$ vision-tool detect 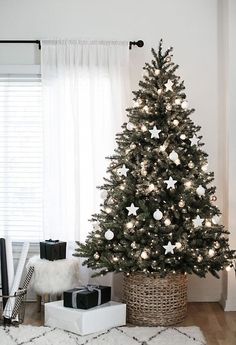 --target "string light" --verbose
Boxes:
[141,124,147,132]
[201,163,208,172]
[180,134,186,140]
[119,184,125,190]
[105,207,111,213]
[205,220,211,227]
[143,105,149,112]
